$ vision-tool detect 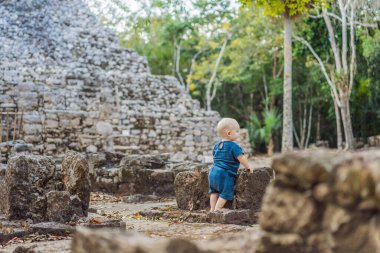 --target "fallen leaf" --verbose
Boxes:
[89,217,102,224]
